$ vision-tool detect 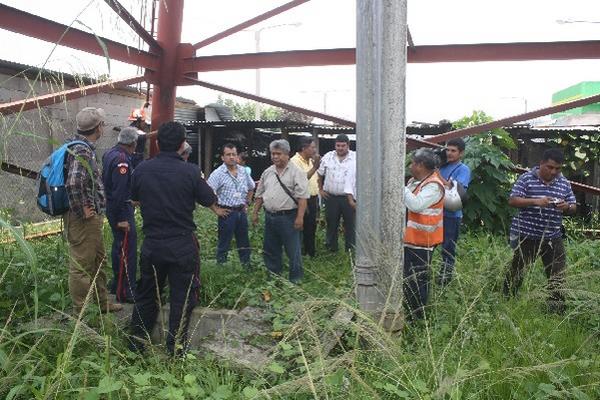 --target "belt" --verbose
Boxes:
[266,209,297,216]
[218,204,246,211]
